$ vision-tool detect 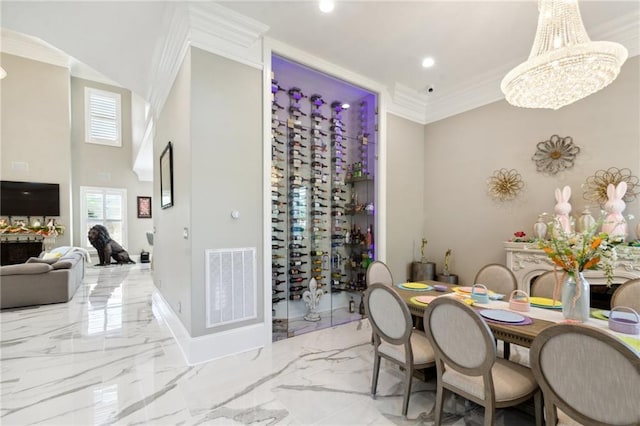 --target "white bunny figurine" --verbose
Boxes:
[554,185,573,234]
[602,182,628,240]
